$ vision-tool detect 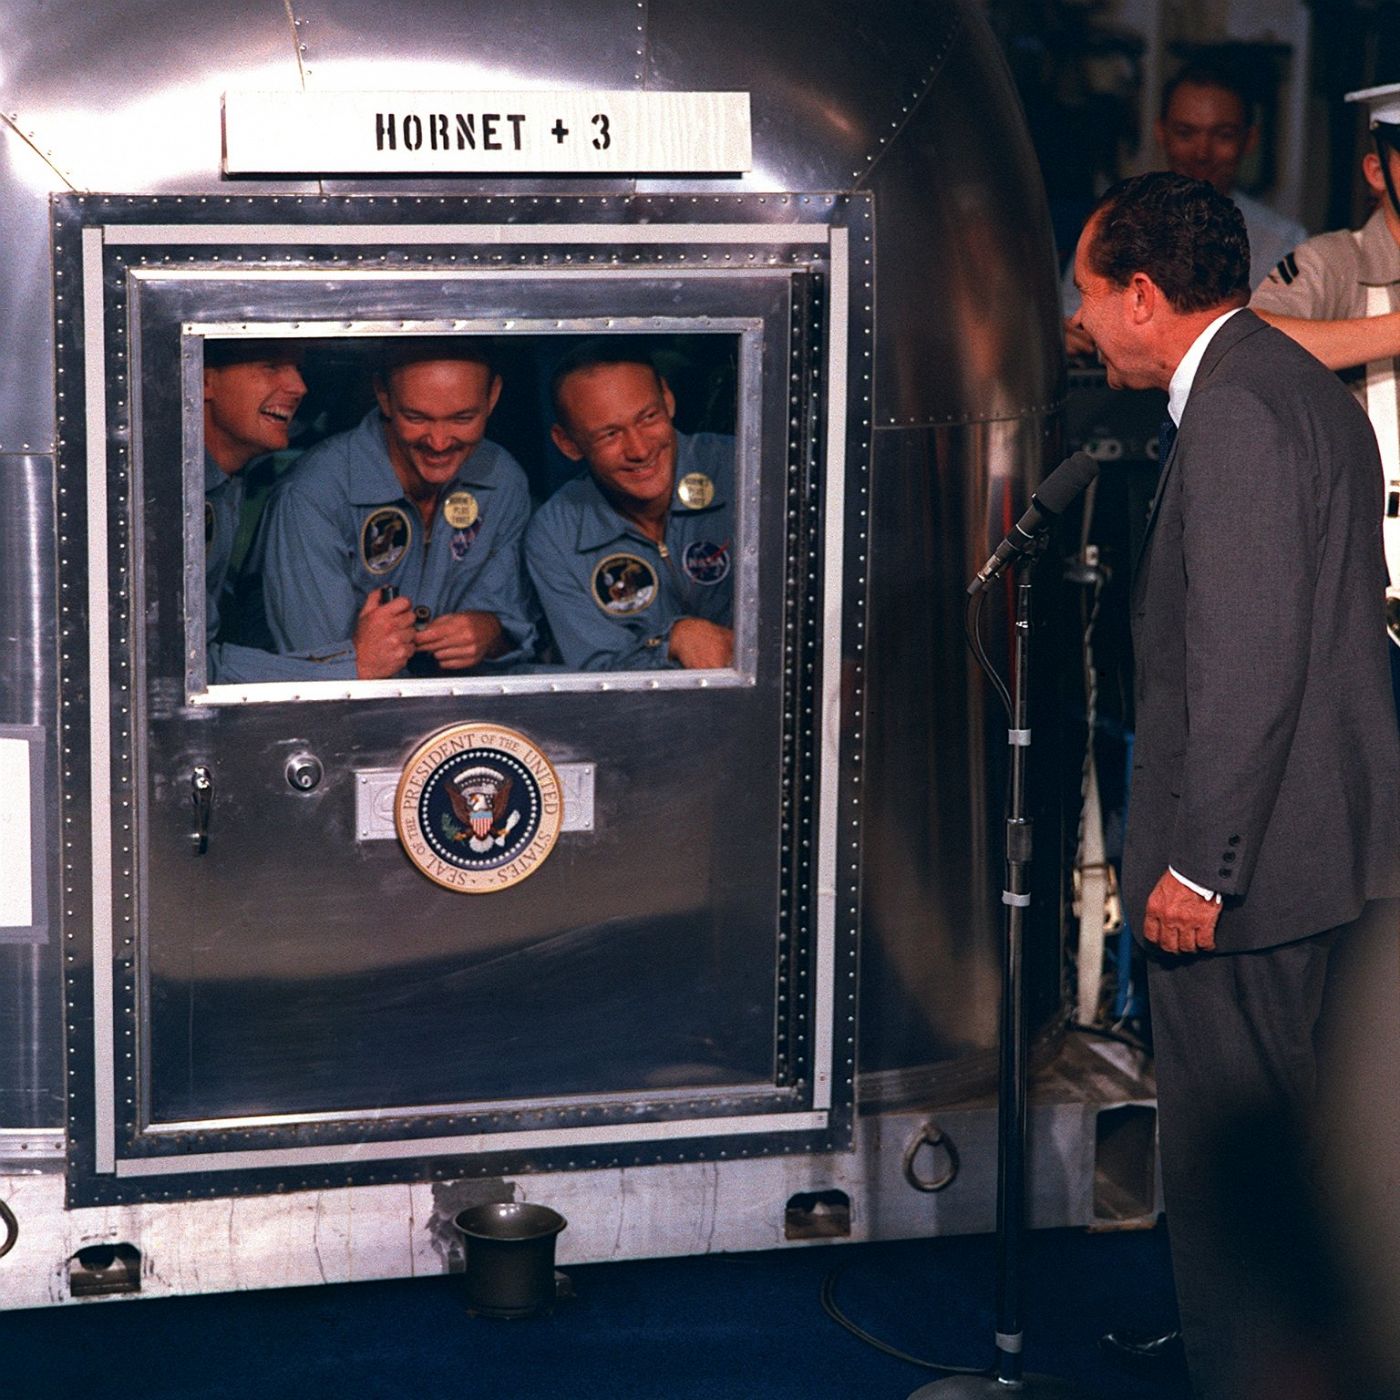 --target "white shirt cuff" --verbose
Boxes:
[1169,865,1222,903]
